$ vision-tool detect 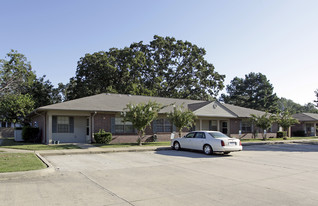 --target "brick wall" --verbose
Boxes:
[94,113,114,133]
